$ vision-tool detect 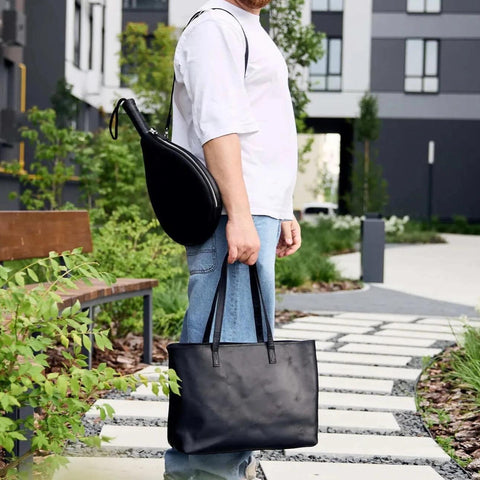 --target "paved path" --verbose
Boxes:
[332,234,480,308]
[54,312,479,480]
[279,233,480,318]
